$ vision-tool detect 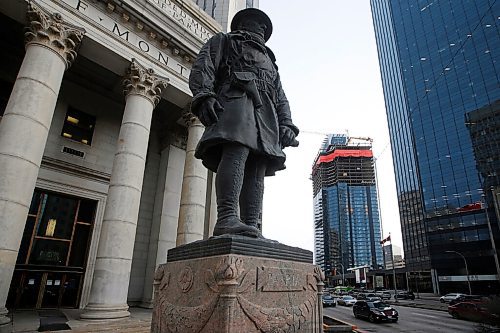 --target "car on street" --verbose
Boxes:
[449,295,486,306]
[448,301,499,324]
[353,300,399,323]
[322,294,337,307]
[394,290,415,300]
[440,293,466,303]
[337,295,357,306]
[375,292,392,300]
